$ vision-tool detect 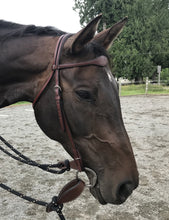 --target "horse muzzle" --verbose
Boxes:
[91,177,139,205]
[78,165,138,205]
[84,166,139,205]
